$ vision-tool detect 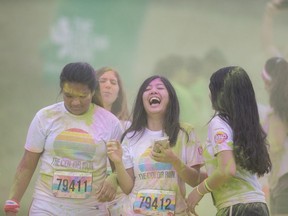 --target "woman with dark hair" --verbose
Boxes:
[107,75,203,215]
[259,57,285,129]
[187,66,272,216]
[261,57,288,215]
[4,62,123,216]
[262,57,287,90]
